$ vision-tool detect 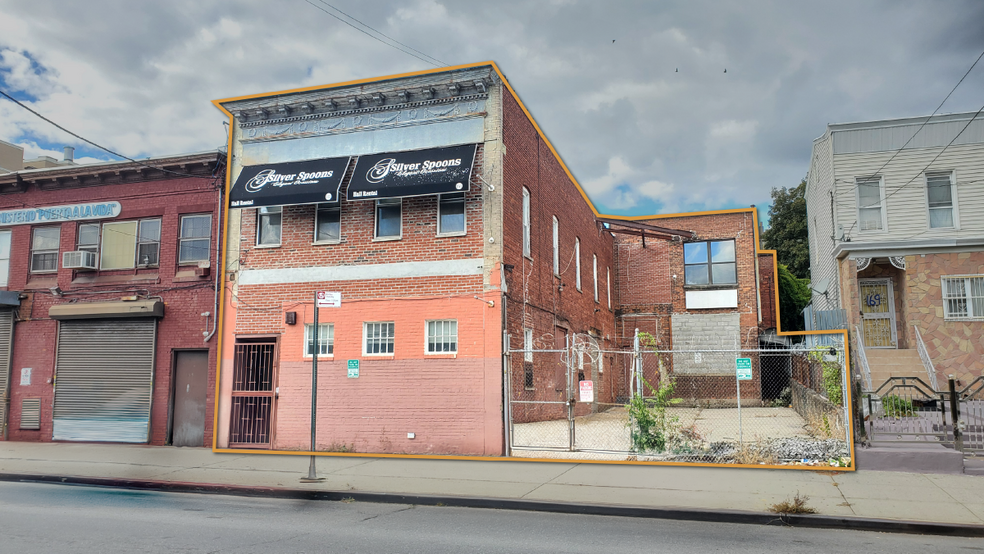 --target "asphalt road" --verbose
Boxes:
[0,481,981,553]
